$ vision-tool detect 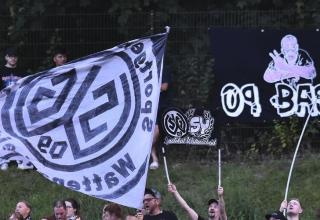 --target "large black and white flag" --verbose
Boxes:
[0,30,168,208]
